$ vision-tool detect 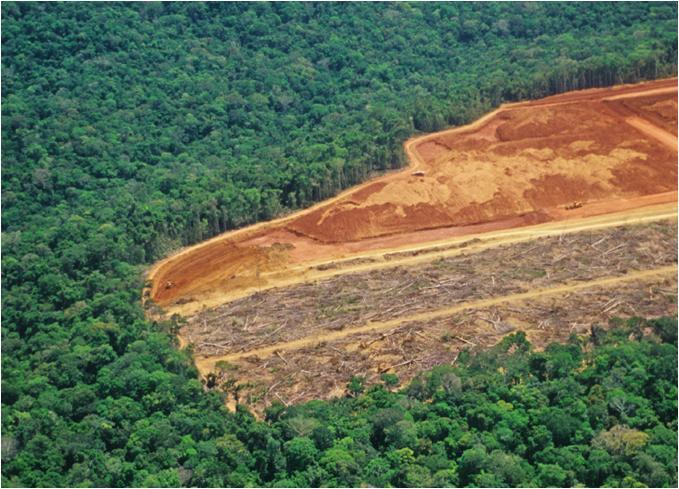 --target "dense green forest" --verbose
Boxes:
[2,2,677,487]
[3,317,678,487]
